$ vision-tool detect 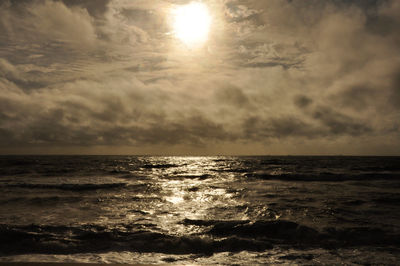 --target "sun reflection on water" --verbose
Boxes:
[149,157,245,234]
[92,156,250,236]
